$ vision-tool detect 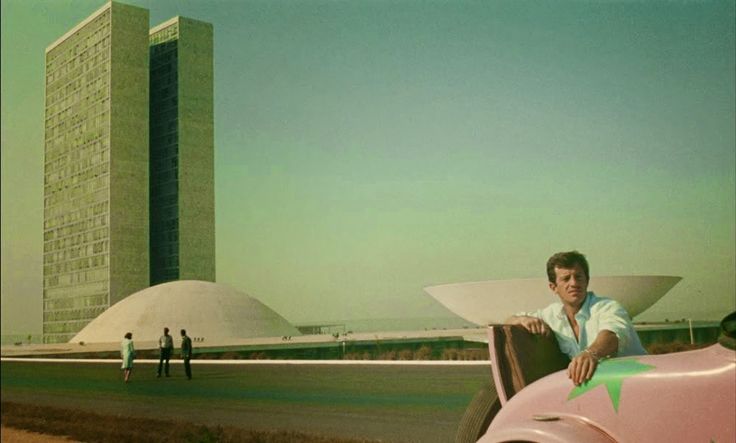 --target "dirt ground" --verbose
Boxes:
[1,426,80,443]
[2,360,489,442]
